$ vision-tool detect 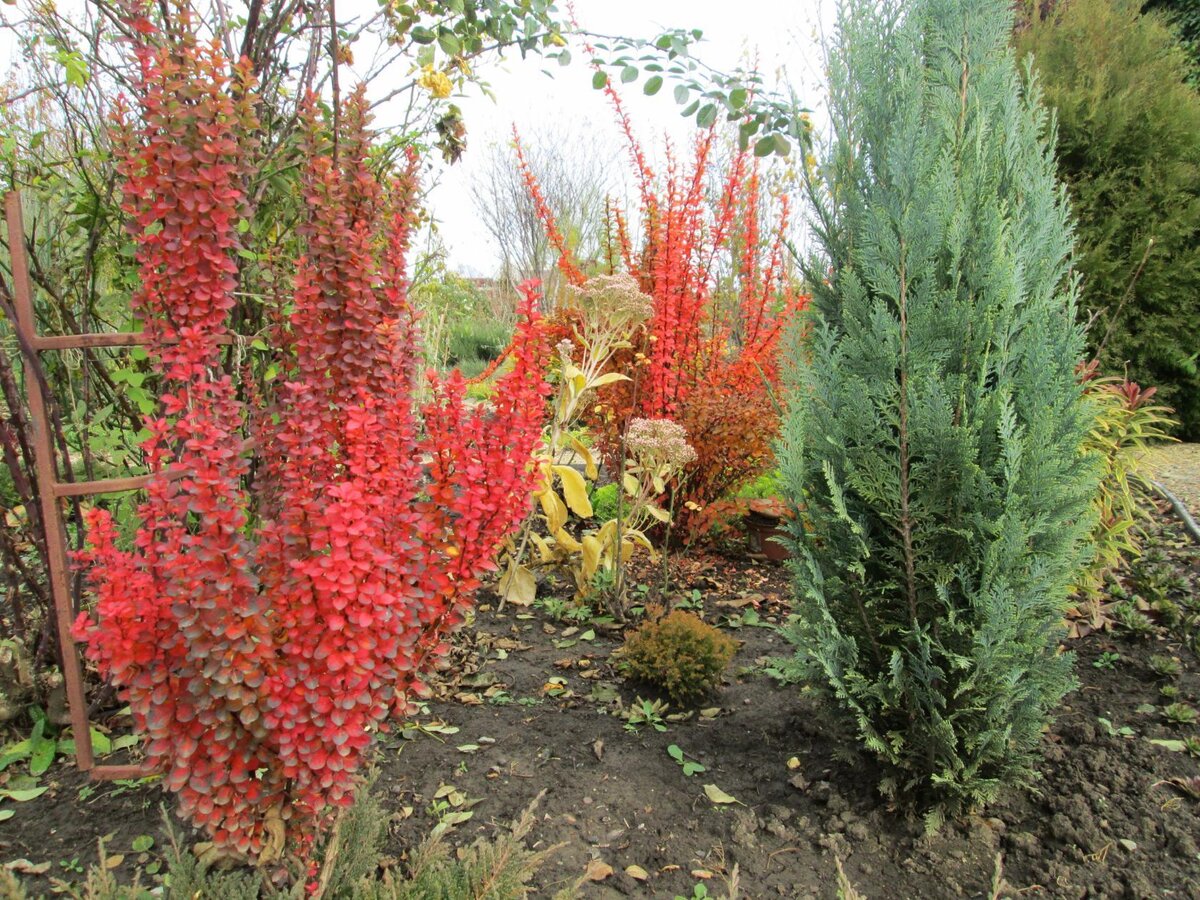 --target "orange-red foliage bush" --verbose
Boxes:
[516,87,806,539]
[74,12,547,863]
